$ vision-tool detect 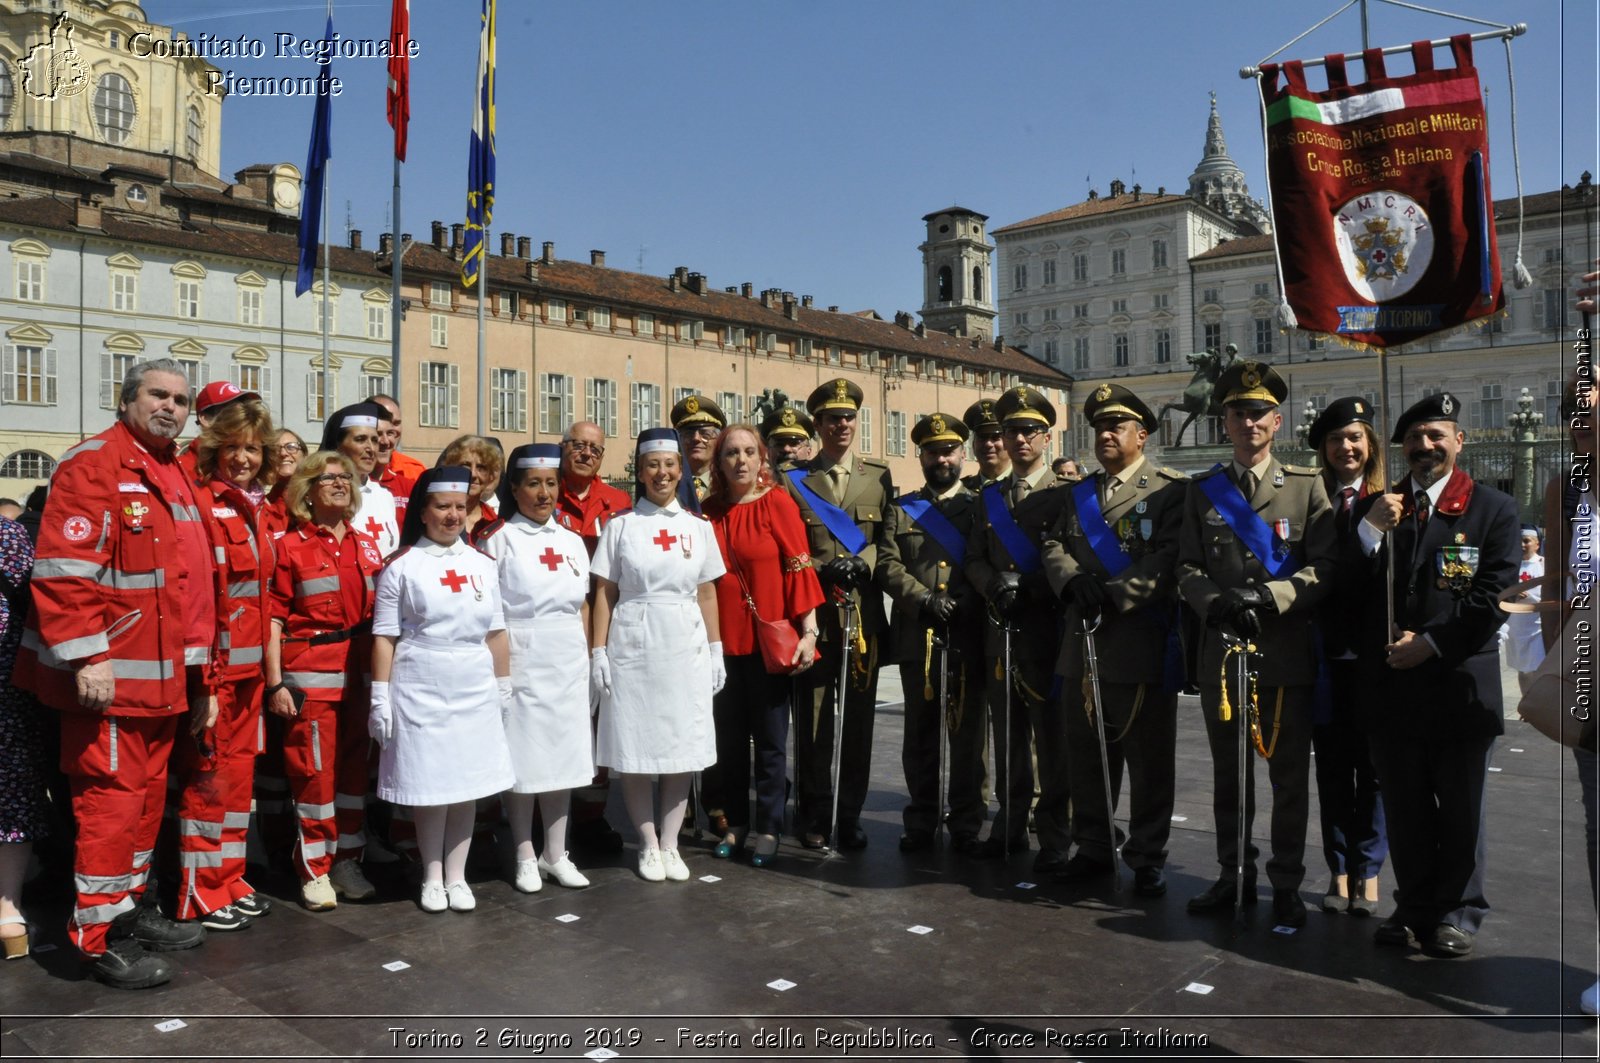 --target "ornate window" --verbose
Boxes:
[94,73,136,145]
